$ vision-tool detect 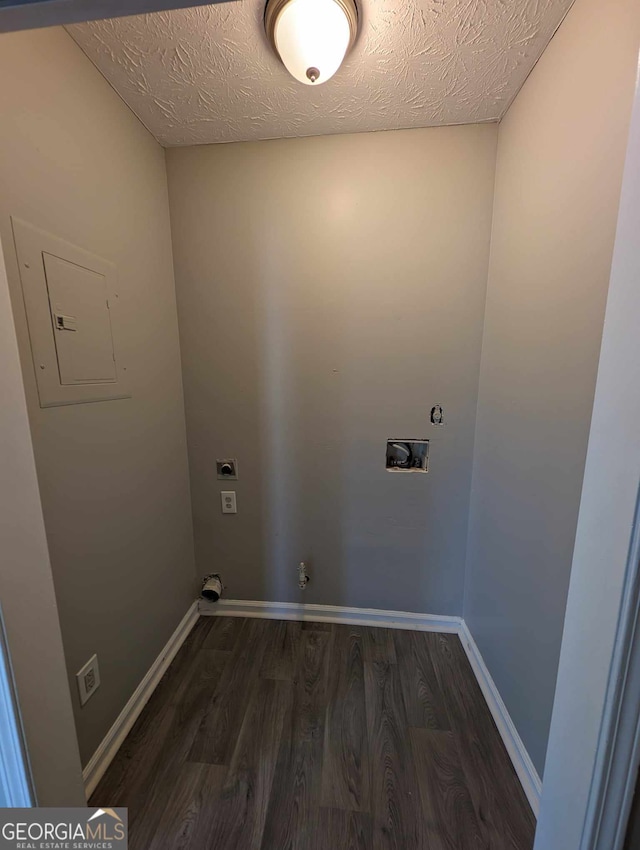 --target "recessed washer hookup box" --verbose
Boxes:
[385,439,429,472]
